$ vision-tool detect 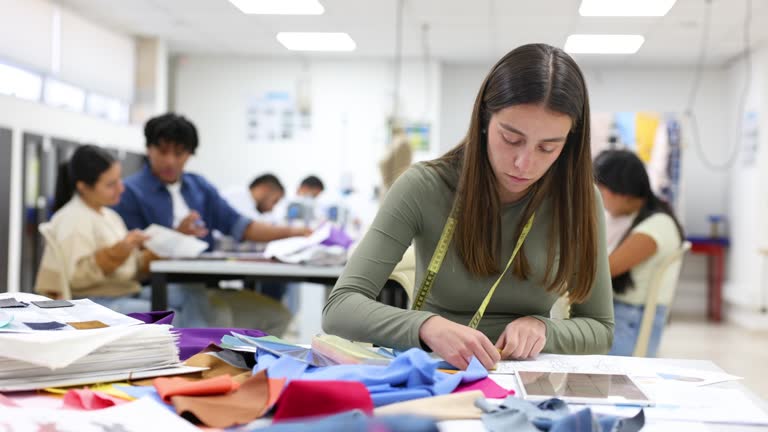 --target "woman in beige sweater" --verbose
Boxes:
[35,145,154,313]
